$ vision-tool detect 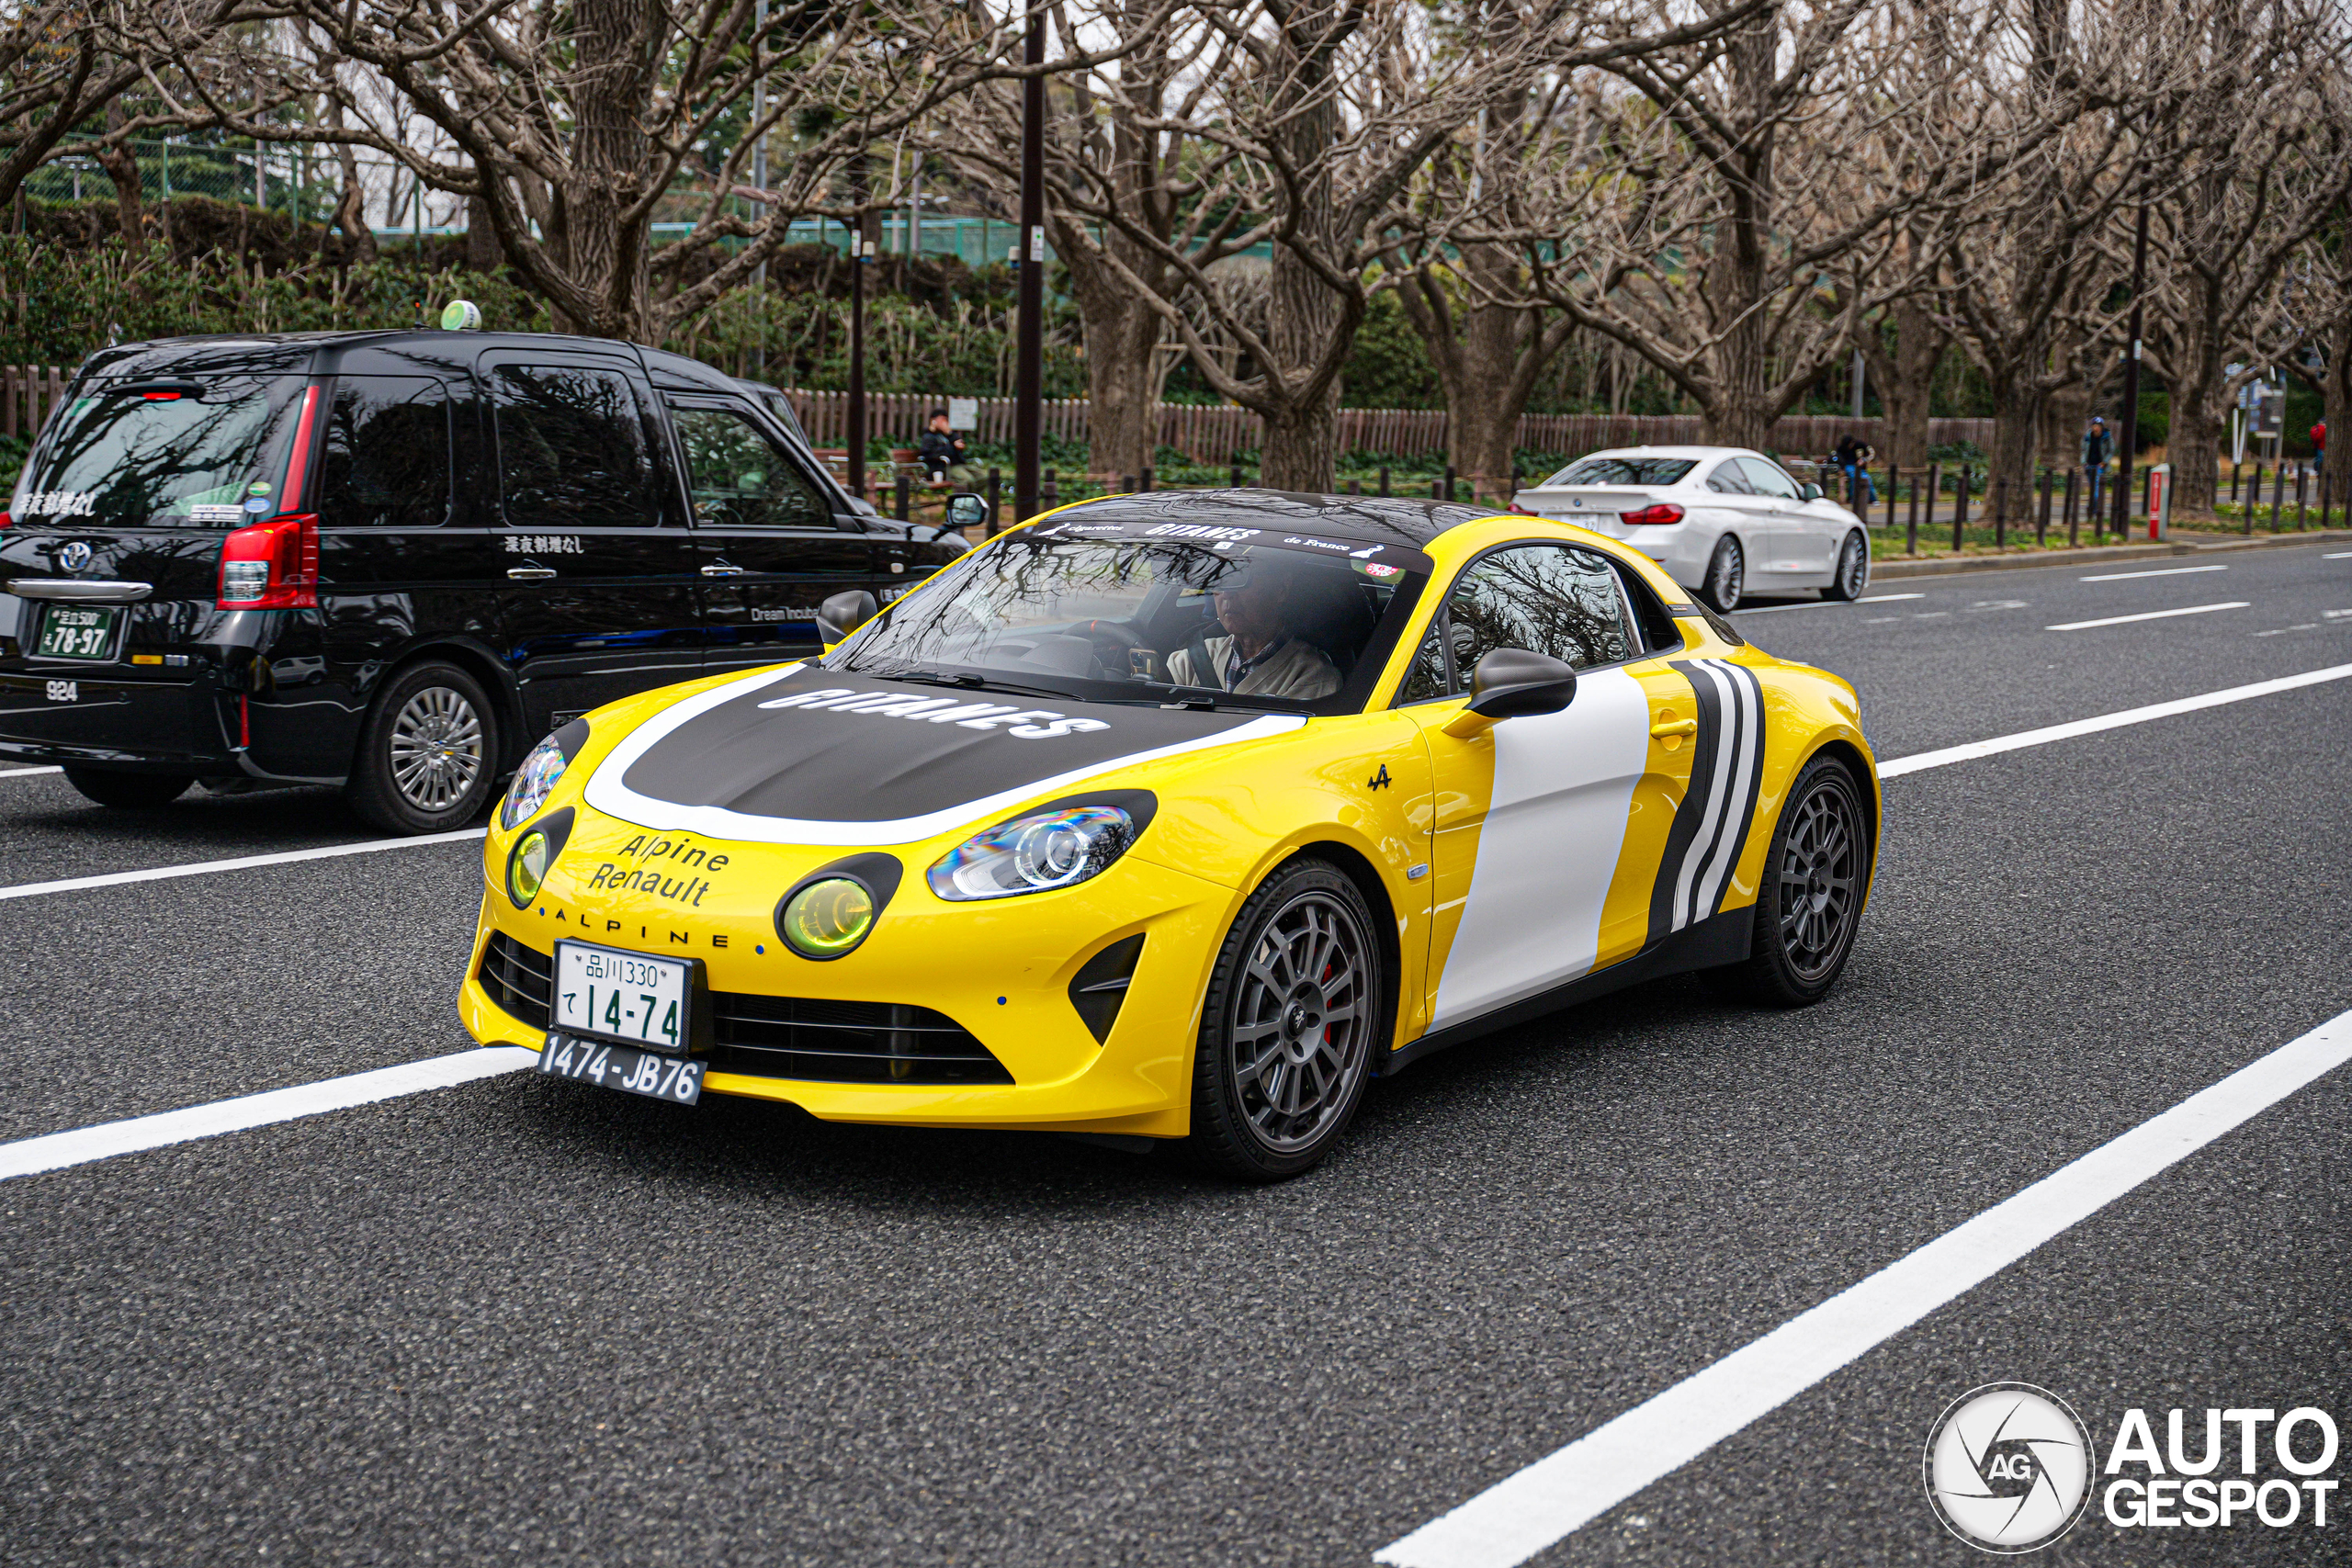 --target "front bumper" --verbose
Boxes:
[458,816,1240,1138]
